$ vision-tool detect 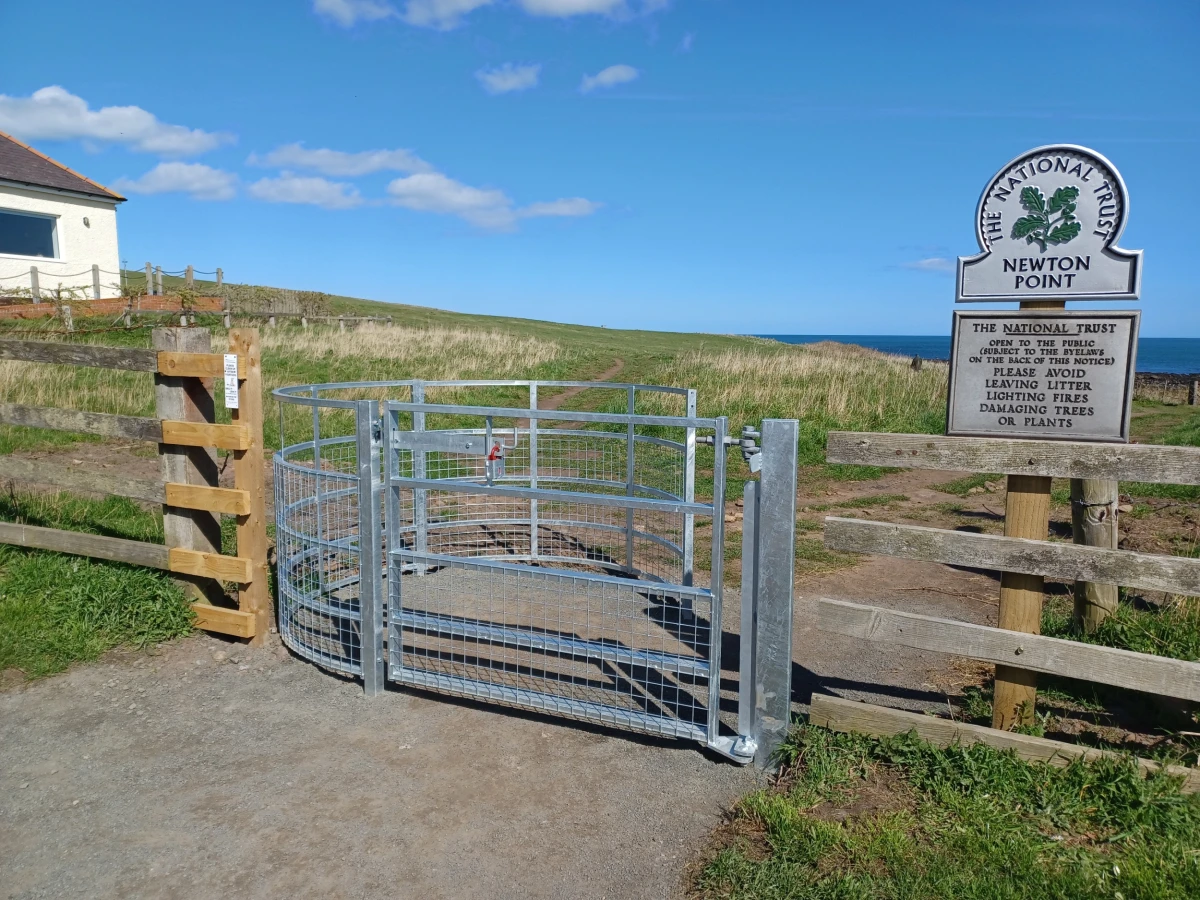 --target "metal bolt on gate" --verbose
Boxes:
[273,380,797,765]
